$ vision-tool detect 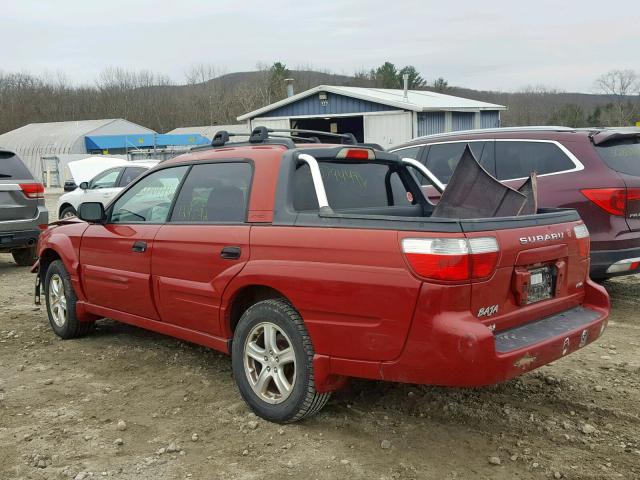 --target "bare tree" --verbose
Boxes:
[595,69,639,126]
